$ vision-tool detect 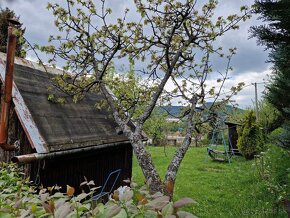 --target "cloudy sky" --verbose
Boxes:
[1,0,271,108]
